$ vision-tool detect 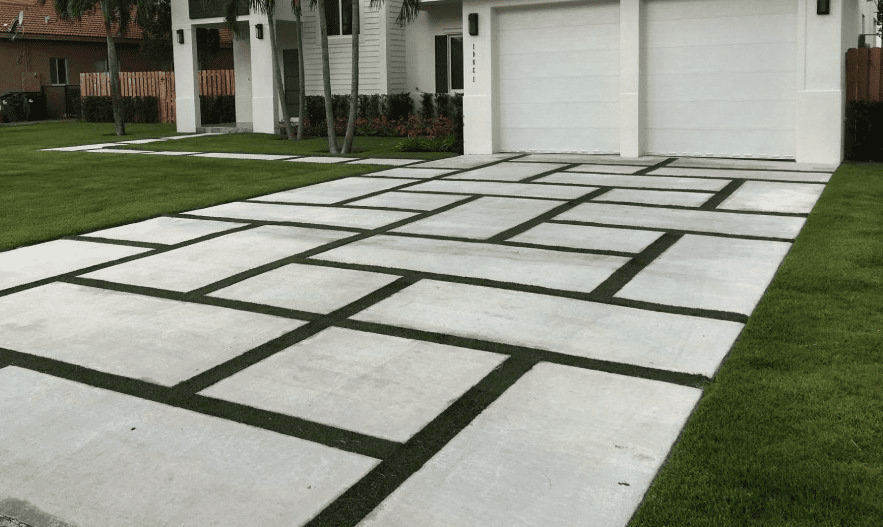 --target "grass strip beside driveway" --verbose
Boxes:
[1,122,388,251]
[630,163,883,526]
